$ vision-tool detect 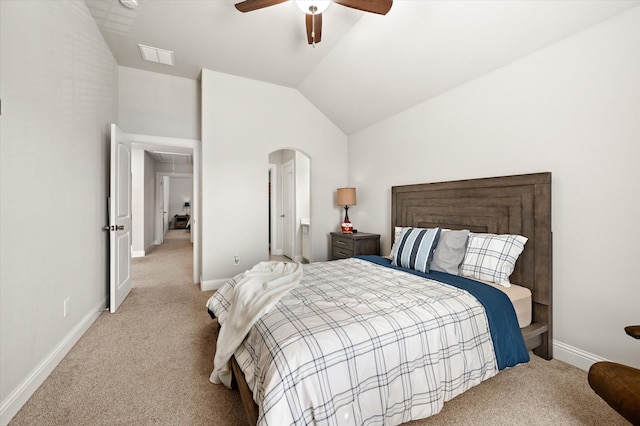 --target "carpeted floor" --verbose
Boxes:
[9,231,627,425]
